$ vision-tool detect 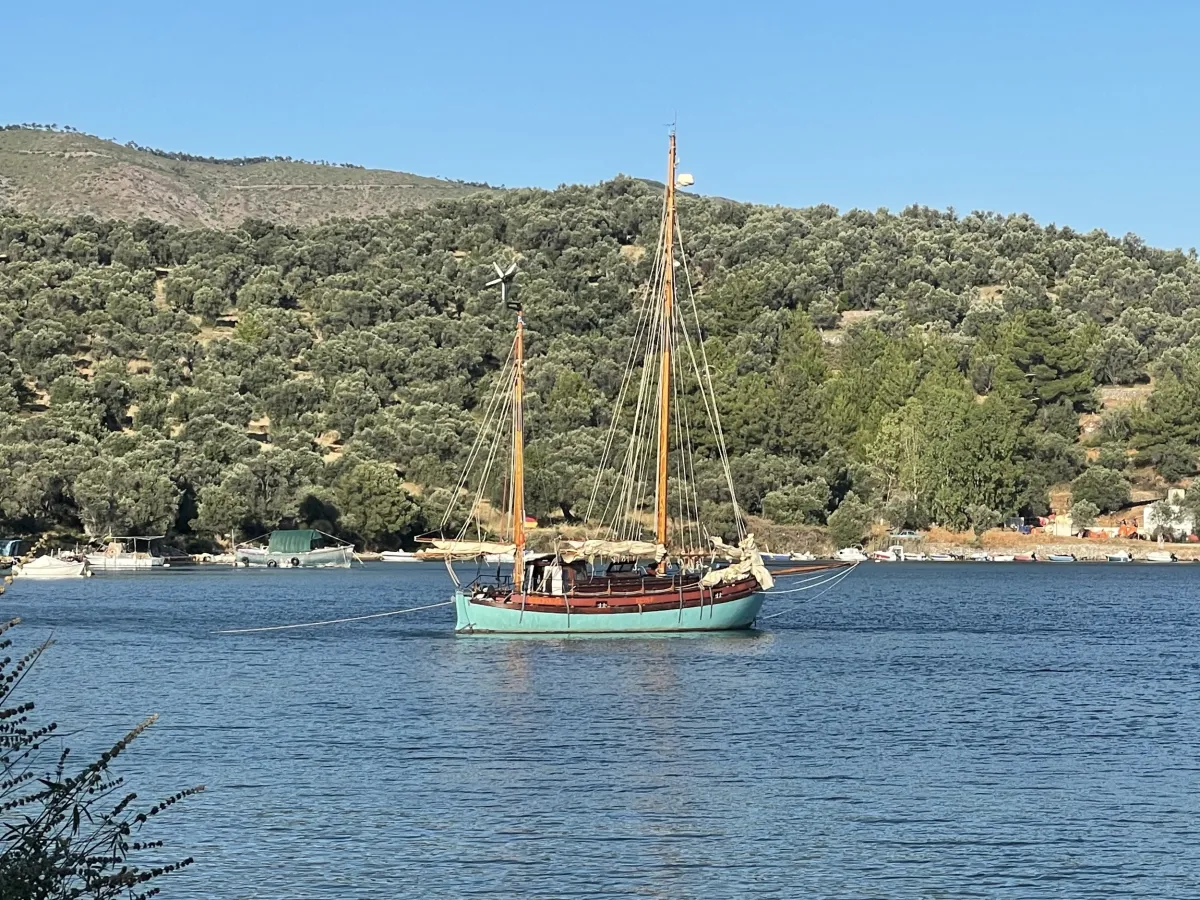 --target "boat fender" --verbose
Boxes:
[266,559,278,568]
[290,557,301,568]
